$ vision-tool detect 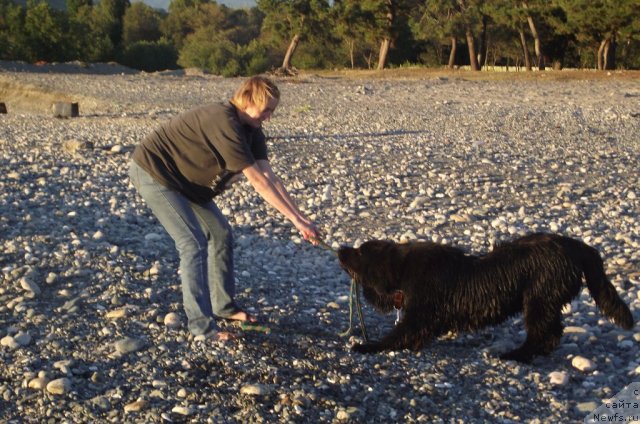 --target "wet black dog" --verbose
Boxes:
[338,233,634,362]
